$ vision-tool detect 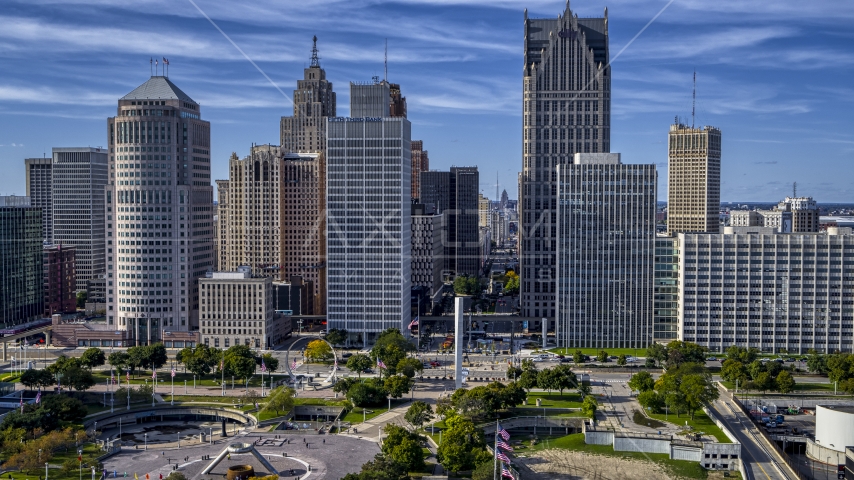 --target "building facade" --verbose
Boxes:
[411,140,428,200]
[24,158,53,243]
[411,203,443,298]
[51,147,109,286]
[420,170,450,214]
[667,123,722,234]
[281,152,326,314]
[199,268,291,349]
[521,4,611,322]
[326,90,412,345]
[555,154,656,349]
[0,196,44,326]
[677,227,854,353]
[782,196,820,233]
[448,166,480,278]
[43,244,76,315]
[105,75,215,344]
[478,193,490,228]
[280,37,336,153]
[653,235,679,342]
